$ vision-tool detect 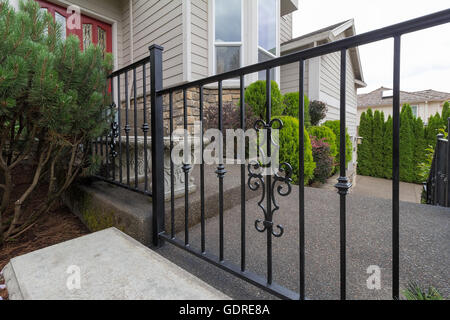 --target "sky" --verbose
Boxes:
[292,0,450,94]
